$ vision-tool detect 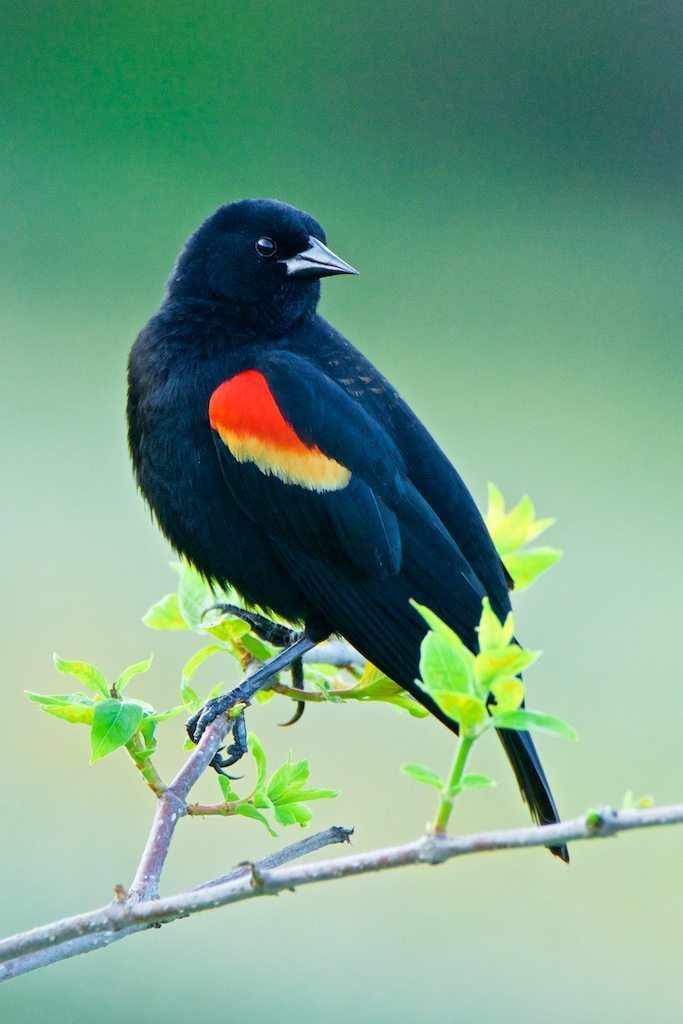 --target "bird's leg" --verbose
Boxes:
[186,633,319,757]
[204,603,307,727]
[203,603,298,648]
